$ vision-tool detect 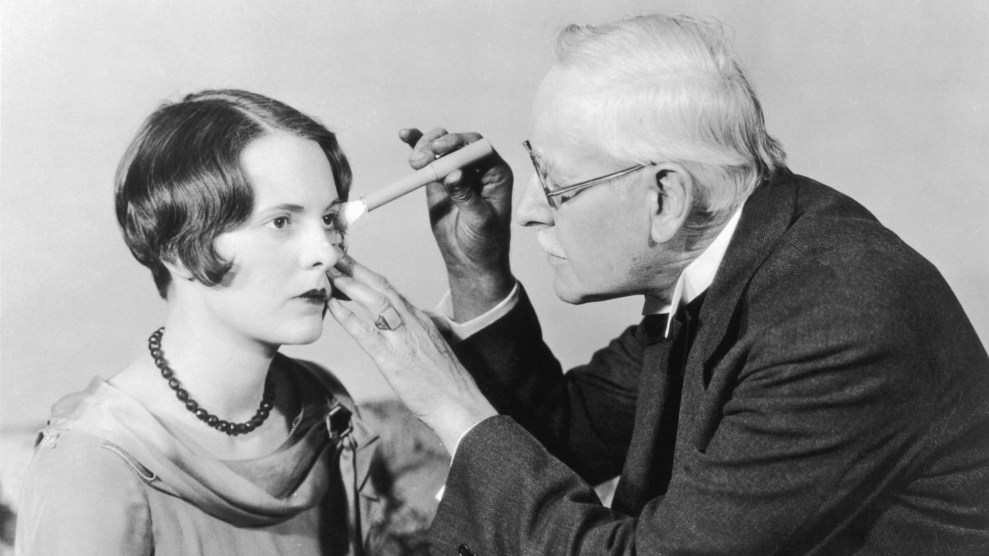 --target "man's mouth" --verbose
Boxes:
[536,229,566,259]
